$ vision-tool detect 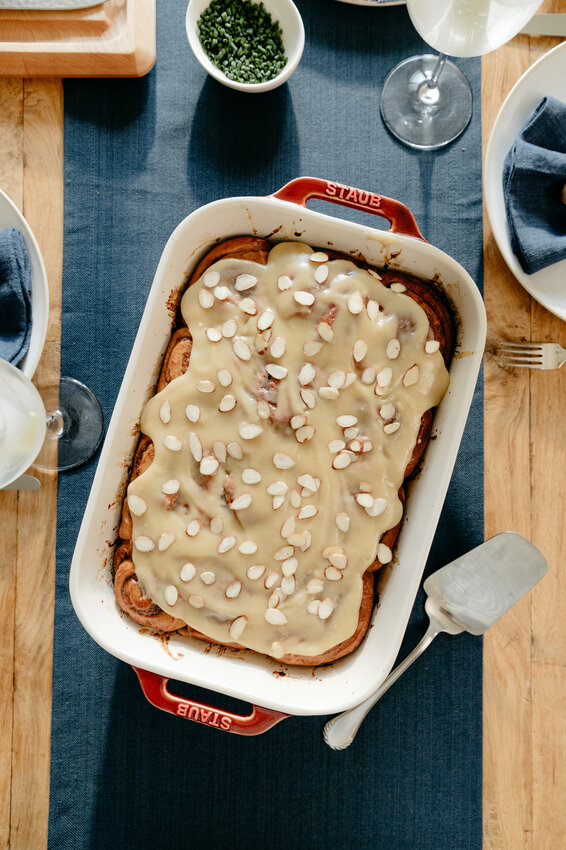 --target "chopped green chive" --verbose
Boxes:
[197,0,287,84]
